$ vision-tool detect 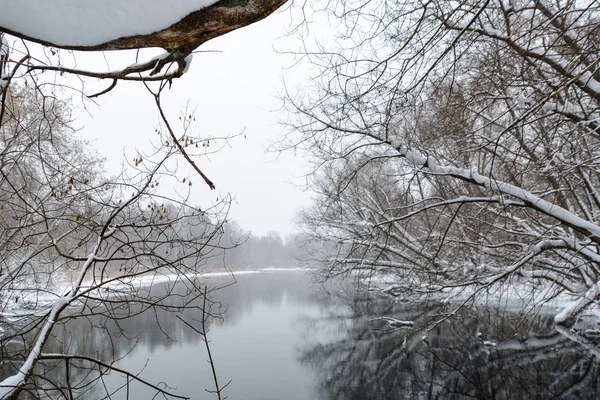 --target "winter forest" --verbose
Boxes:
[1,0,600,399]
